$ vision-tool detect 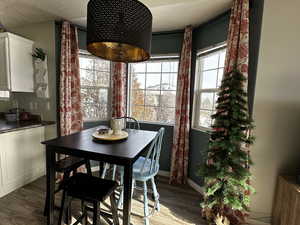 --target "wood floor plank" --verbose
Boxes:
[0,176,266,225]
